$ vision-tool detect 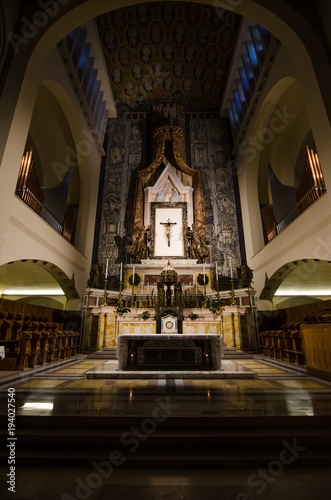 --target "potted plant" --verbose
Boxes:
[139,310,152,320]
[188,312,199,321]
[208,299,223,316]
[116,304,131,315]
